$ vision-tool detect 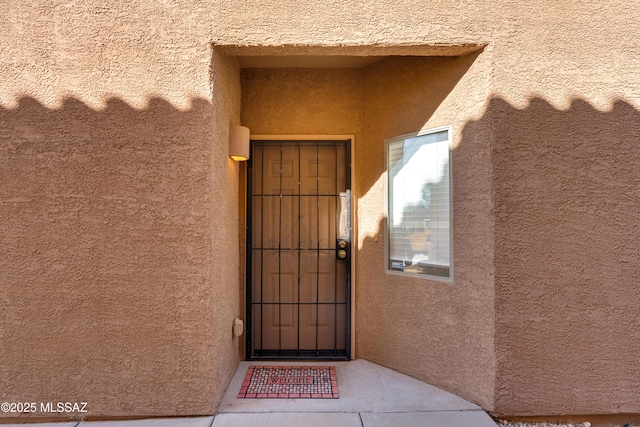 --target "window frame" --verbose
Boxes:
[384,125,454,282]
